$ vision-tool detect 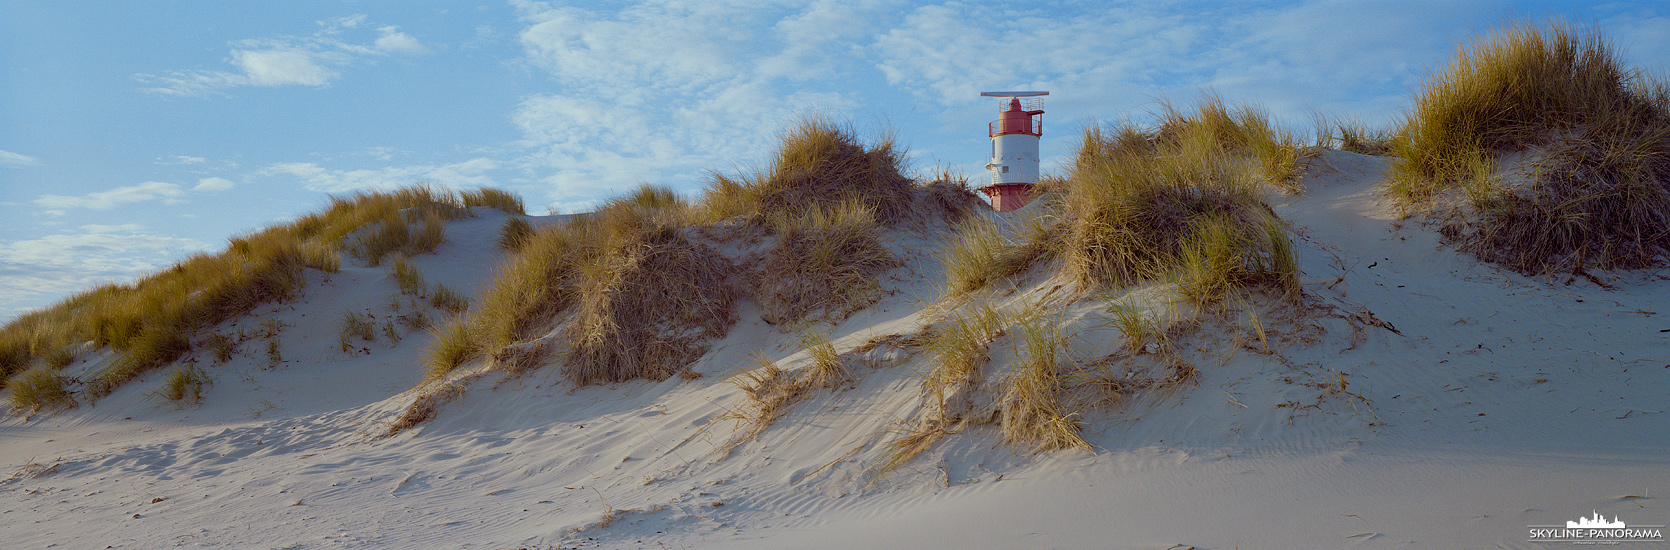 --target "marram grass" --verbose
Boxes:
[1388,21,1670,273]
[0,184,524,405]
